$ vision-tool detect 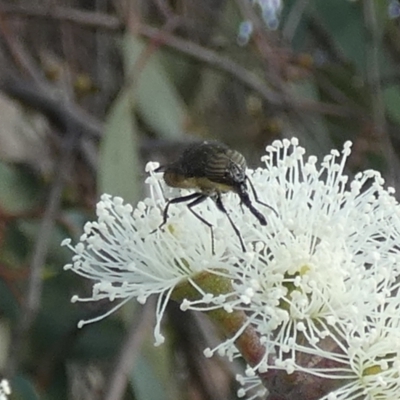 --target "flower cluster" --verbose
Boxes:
[389,0,400,19]
[63,138,400,399]
[0,380,11,400]
[237,0,283,45]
